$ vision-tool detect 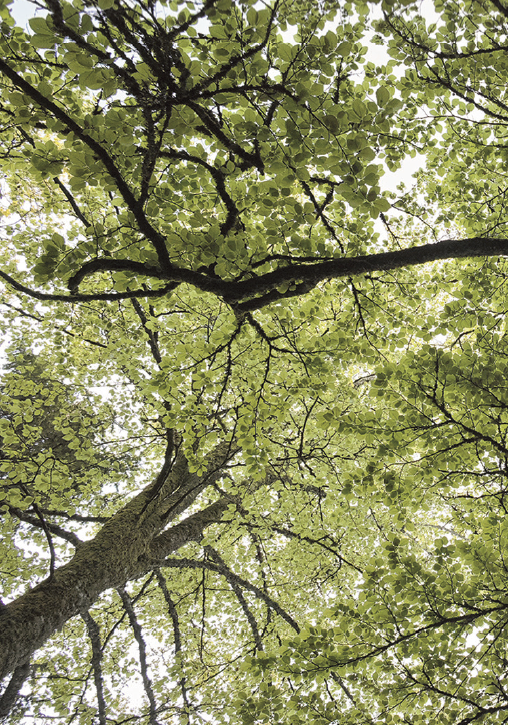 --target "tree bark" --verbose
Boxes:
[0,445,234,681]
[1,236,506,310]
[0,662,30,717]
